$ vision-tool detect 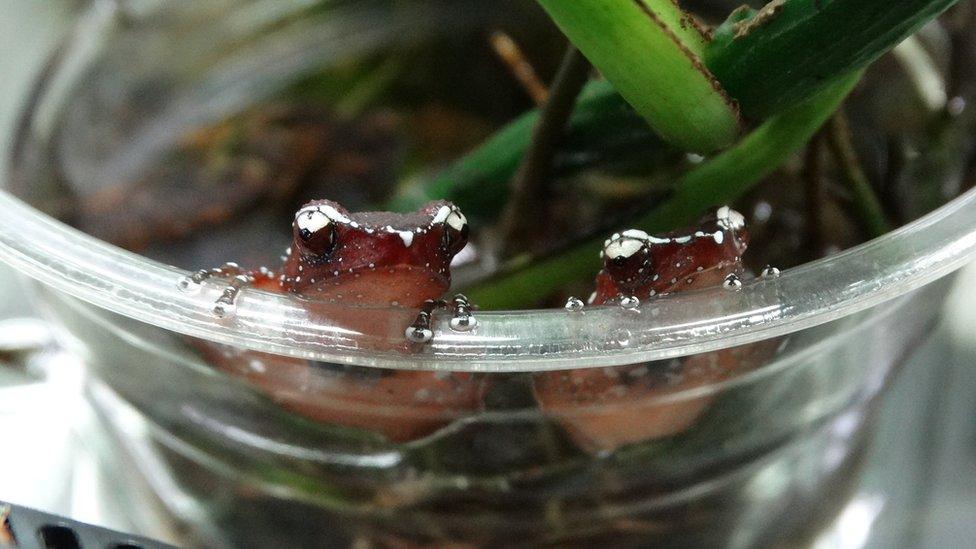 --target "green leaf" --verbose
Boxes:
[463,72,862,308]
[387,81,659,221]
[536,0,741,152]
[706,0,958,119]
[393,0,955,219]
